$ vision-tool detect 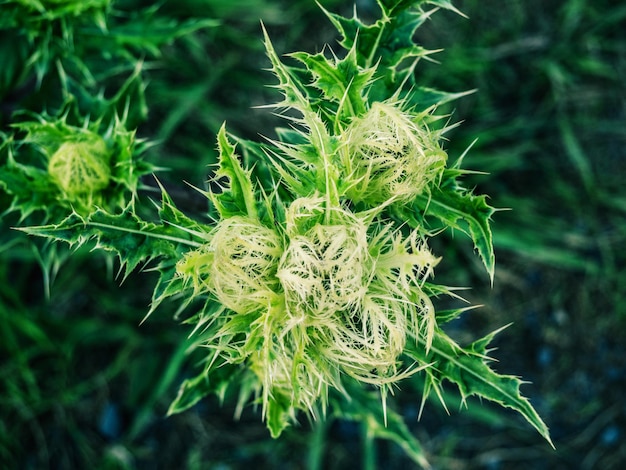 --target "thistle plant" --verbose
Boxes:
[9,0,553,464]
[0,98,151,221]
